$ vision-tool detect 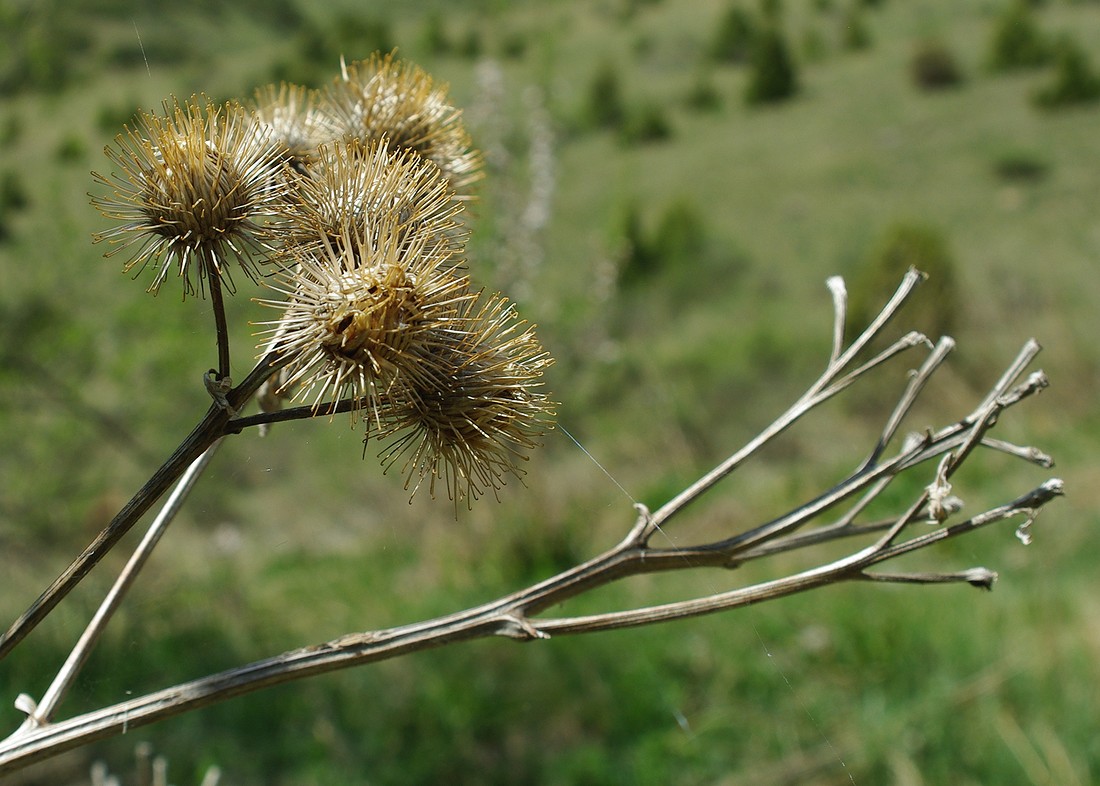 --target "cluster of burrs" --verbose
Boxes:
[90,52,555,505]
